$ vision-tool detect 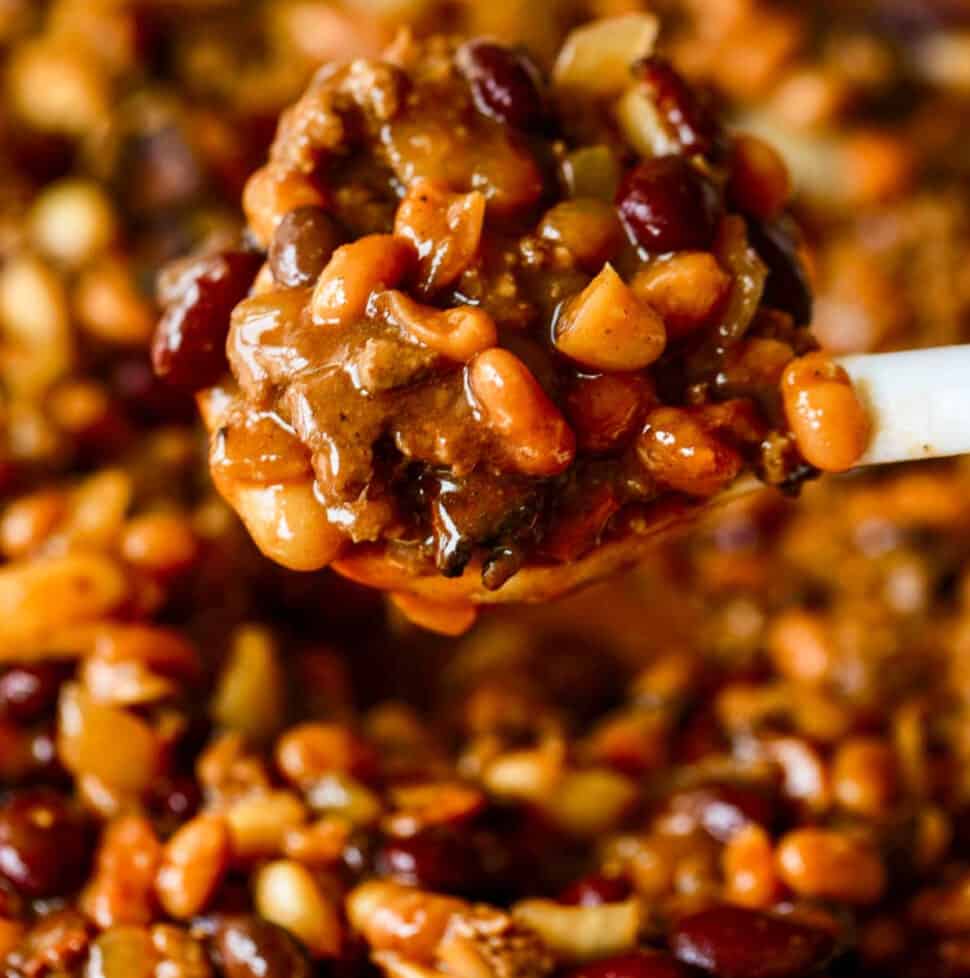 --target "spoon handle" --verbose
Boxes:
[838,345,970,466]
